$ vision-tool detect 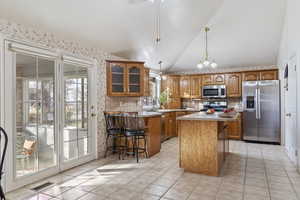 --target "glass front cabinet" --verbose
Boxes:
[107,60,147,96]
